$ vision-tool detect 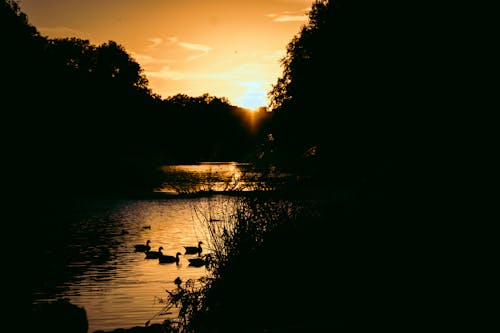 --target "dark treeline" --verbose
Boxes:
[262,0,489,201]
[2,0,488,205]
[14,0,489,330]
[264,0,418,192]
[172,1,490,332]
[2,0,271,198]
